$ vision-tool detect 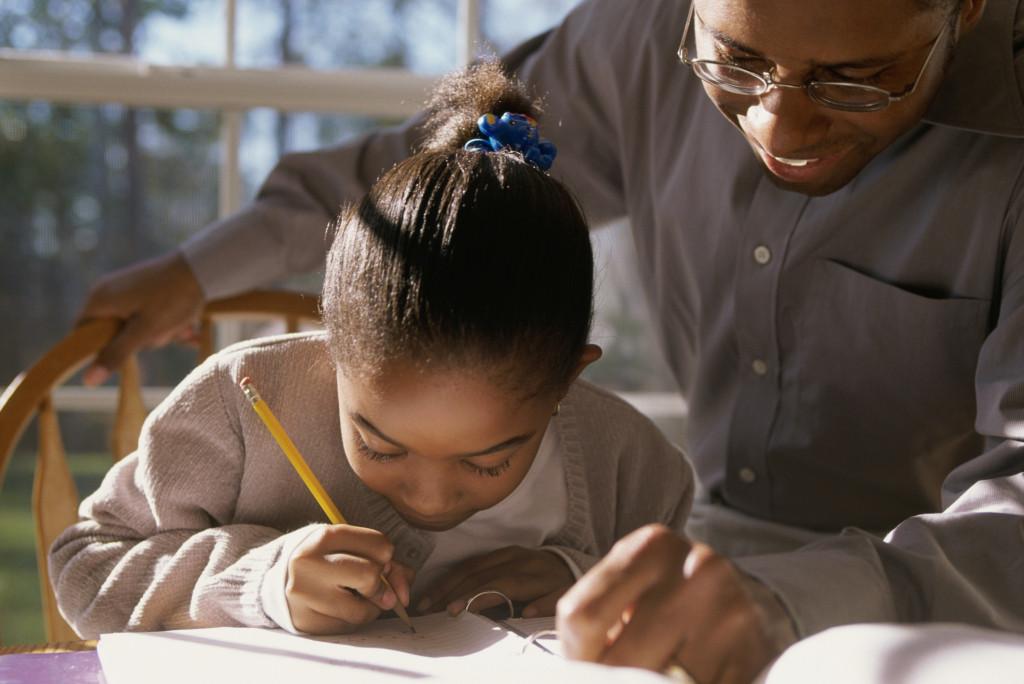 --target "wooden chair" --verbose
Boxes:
[0,290,320,643]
